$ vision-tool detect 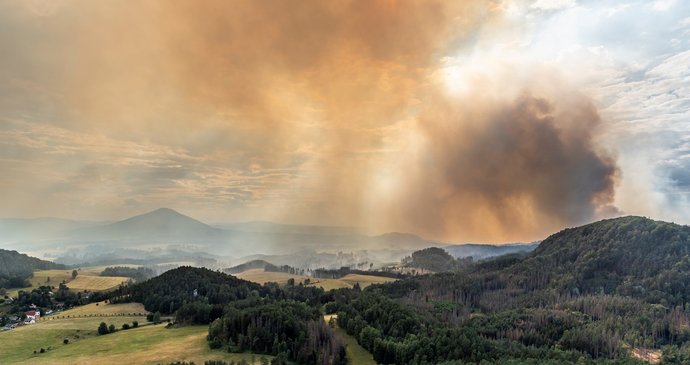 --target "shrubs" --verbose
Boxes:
[97,322,109,335]
[132,320,139,328]
[98,322,119,335]
[122,323,130,330]
[147,311,162,324]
